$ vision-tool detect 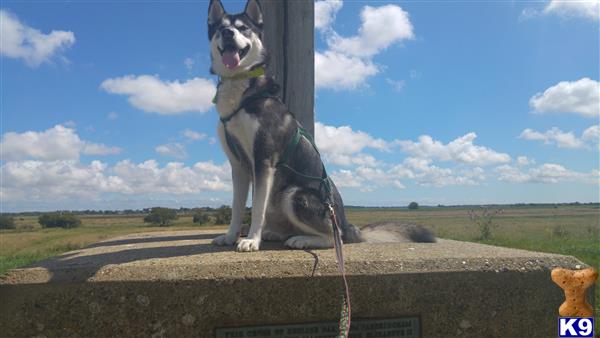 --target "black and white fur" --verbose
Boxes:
[208,0,435,252]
